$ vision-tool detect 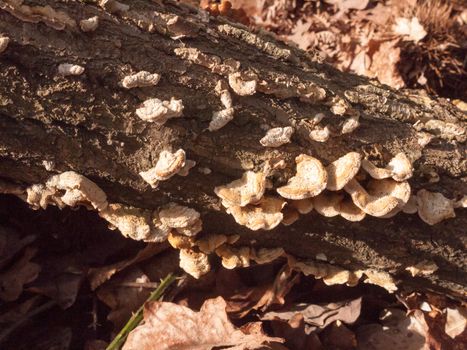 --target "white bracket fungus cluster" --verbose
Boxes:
[58,63,85,76]
[139,149,195,188]
[215,150,461,227]
[174,47,240,75]
[99,0,129,13]
[260,126,294,147]
[79,16,99,32]
[121,71,161,89]
[159,203,202,237]
[26,171,108,211]
[209,80,234,131]
[135,97,183,124]
[0,36,9,53]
